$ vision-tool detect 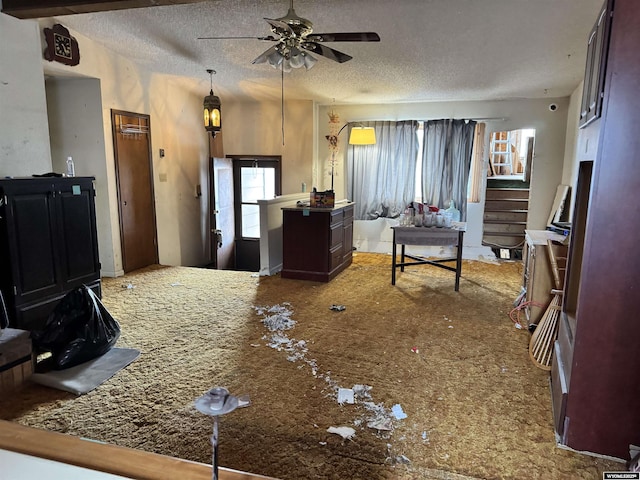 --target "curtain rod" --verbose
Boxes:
[414,117,507,123]
[472,117,506,122]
